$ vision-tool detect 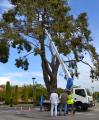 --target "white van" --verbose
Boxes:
[73,87,94,111]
